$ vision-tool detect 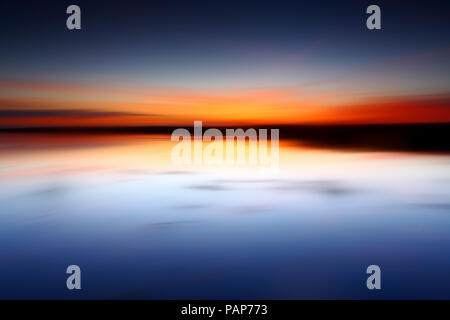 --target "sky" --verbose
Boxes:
[0,0,449,127]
